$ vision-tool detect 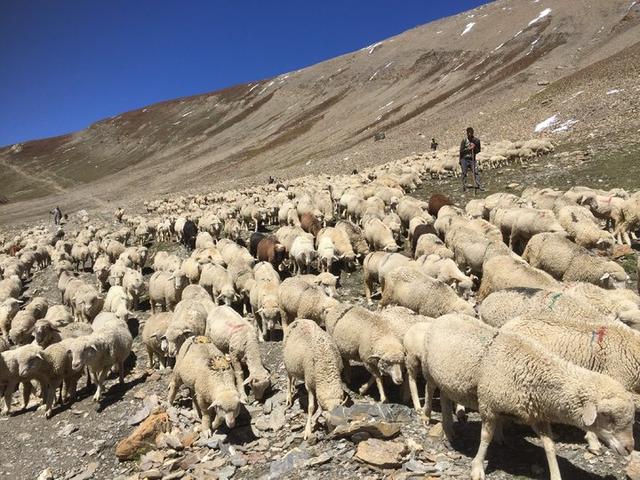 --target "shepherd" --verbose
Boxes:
[459,127,484,192]
[50,206,62,225]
